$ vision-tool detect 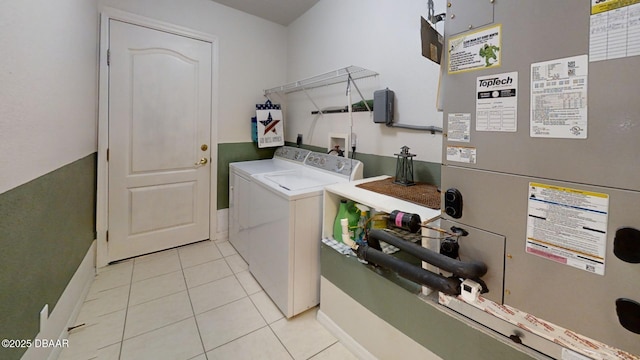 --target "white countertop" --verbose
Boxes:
[324,176,442,224]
